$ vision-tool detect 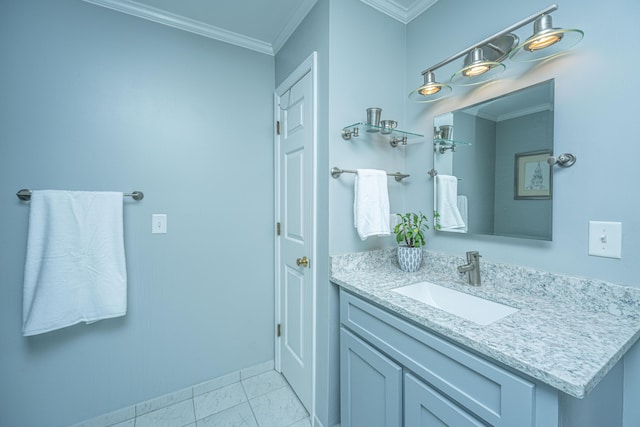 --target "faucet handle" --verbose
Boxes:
[466,251,481,261]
